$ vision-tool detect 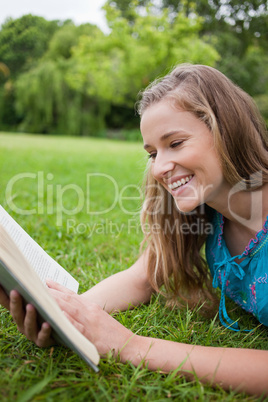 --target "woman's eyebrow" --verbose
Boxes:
[143,131,185,149]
